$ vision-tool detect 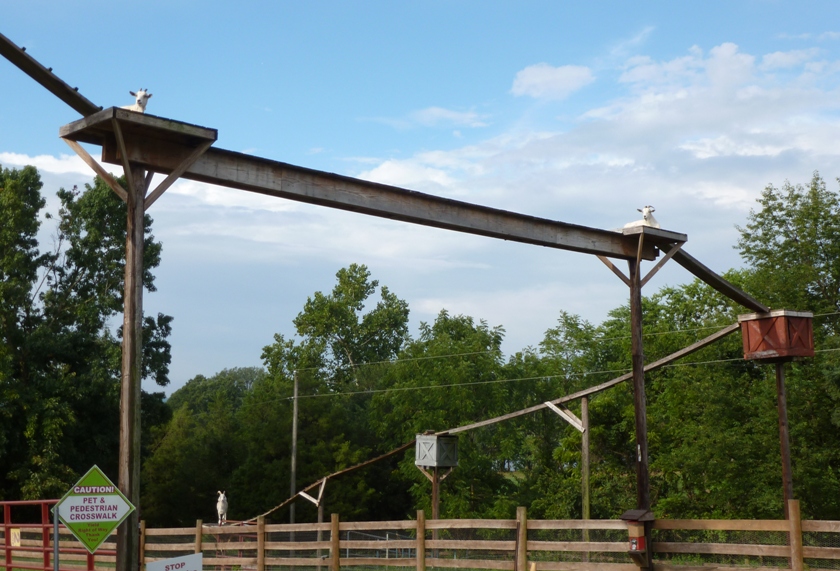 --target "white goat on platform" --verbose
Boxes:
[122,89,152,113]
[624,205,660,229]
[217,491,228,525]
